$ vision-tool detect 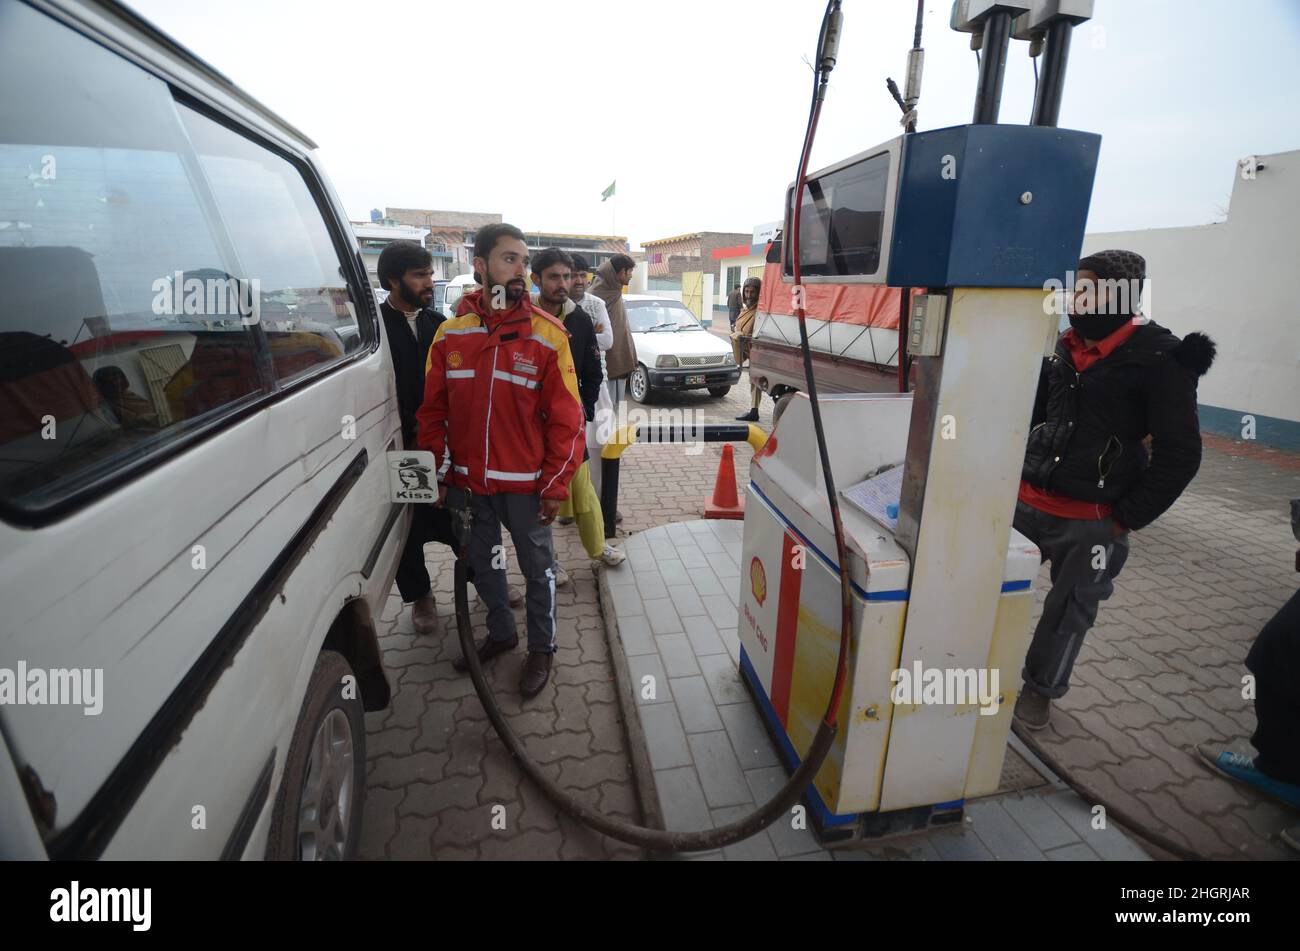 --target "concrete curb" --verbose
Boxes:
[596,563,666,850]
